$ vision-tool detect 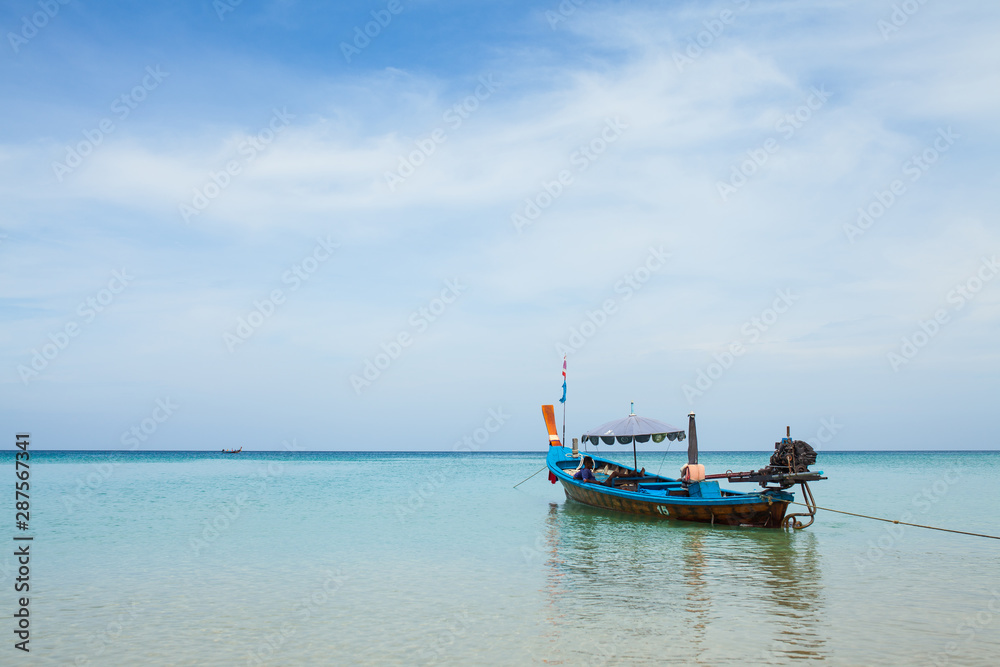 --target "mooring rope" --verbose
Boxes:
[788,500,1000,540]
[513,466,547,489]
